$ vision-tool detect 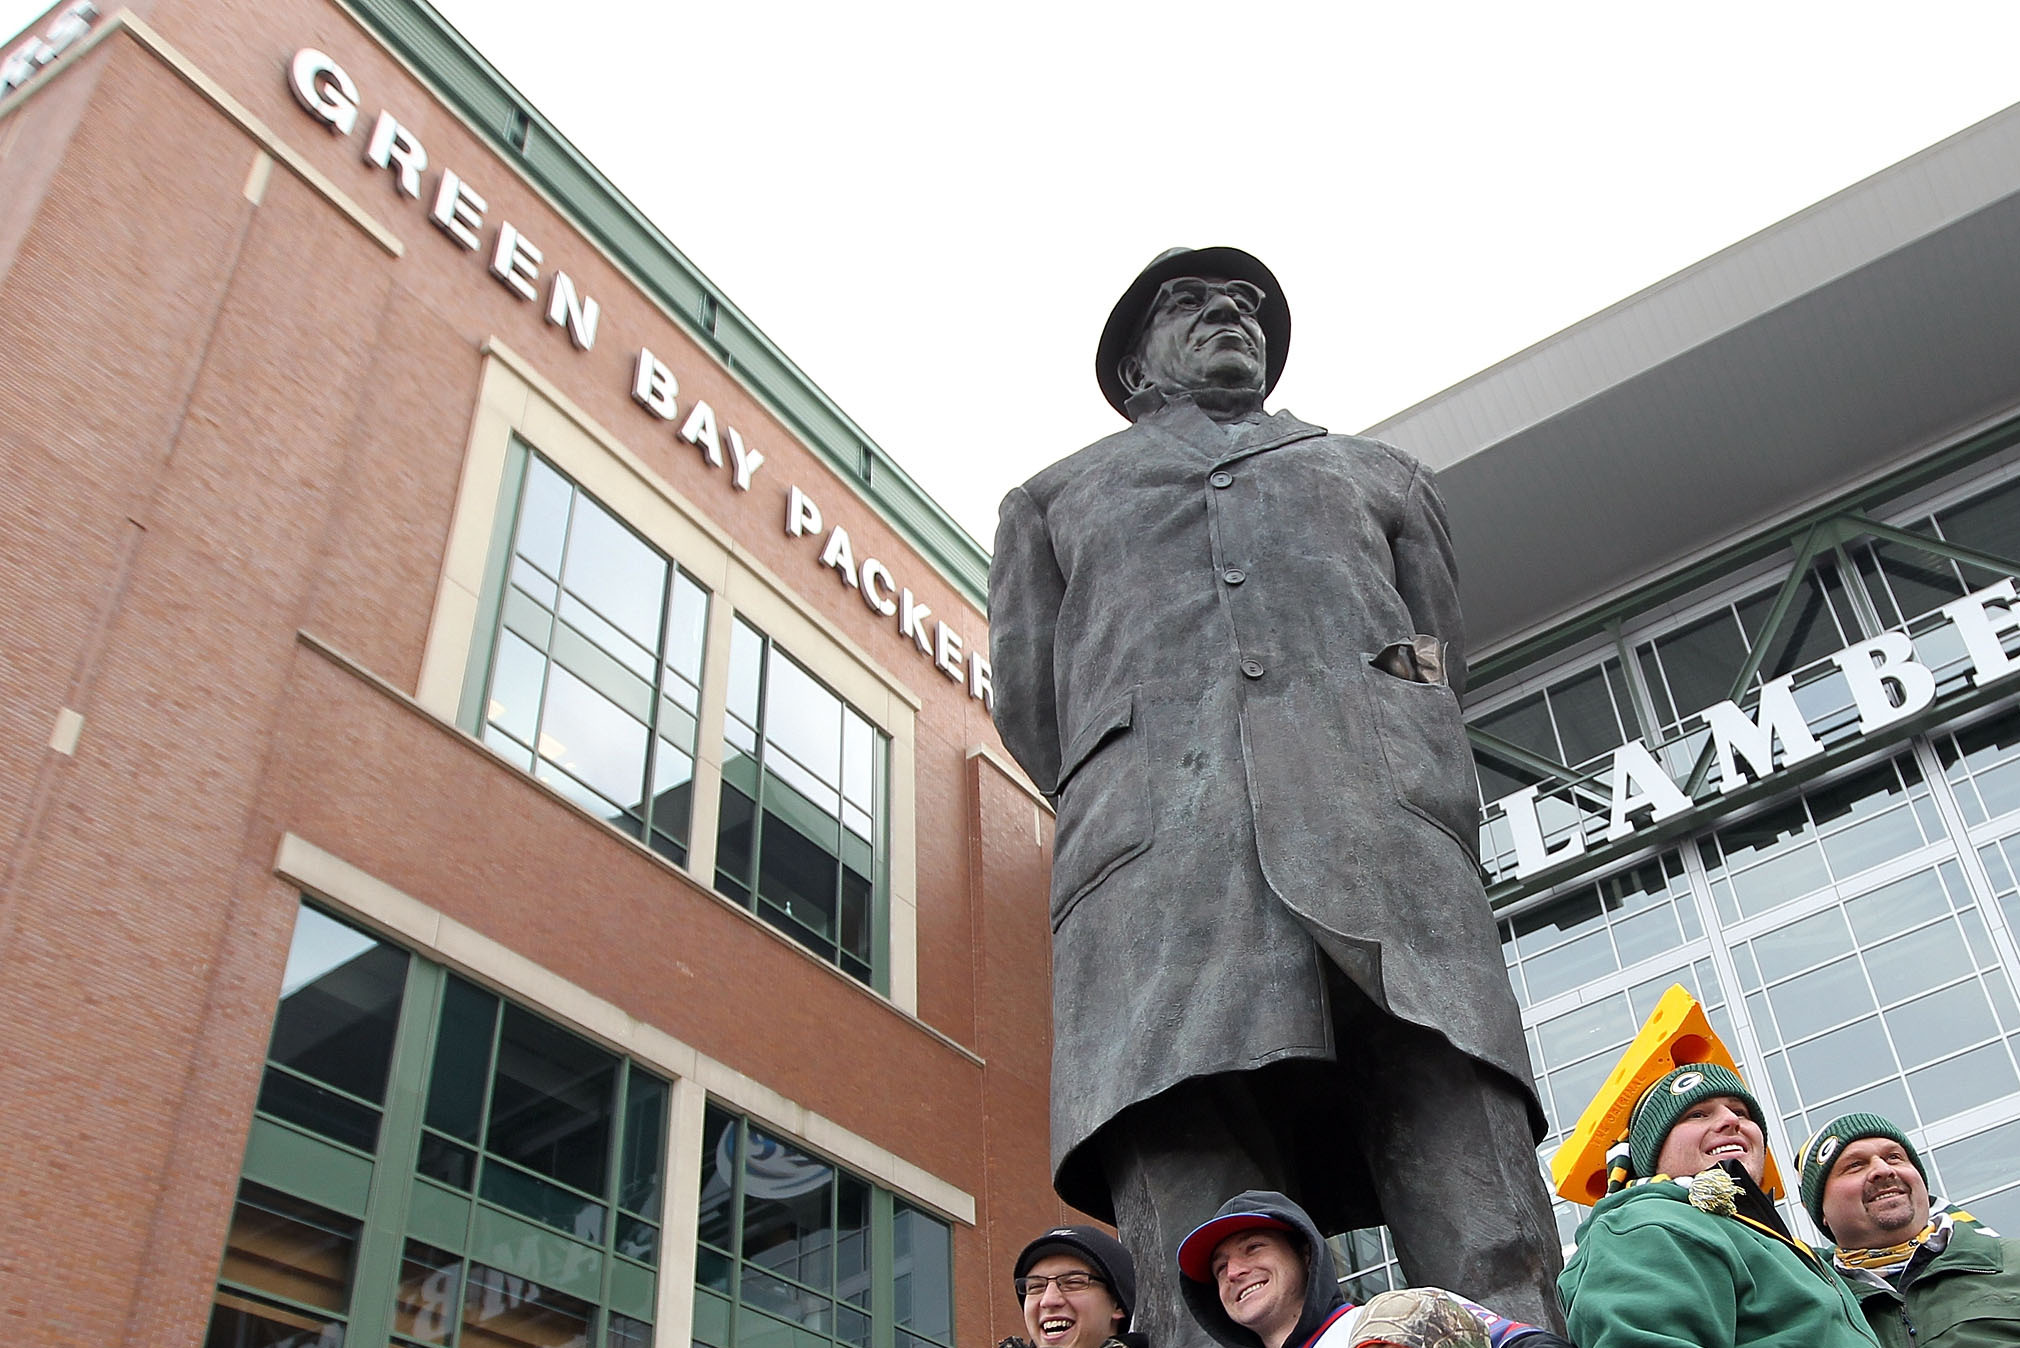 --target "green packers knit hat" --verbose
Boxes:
[1628,1064,1762,1178]
[1797,1113,1925,1235]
